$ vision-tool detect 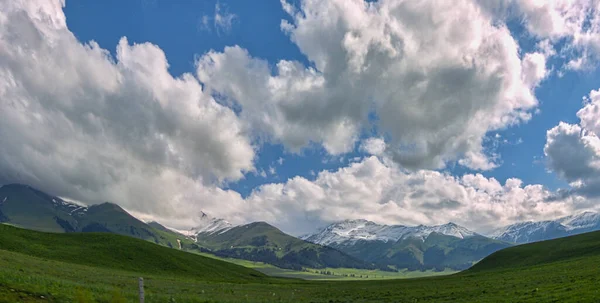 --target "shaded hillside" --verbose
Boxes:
[0,224,266,282]
[0,184,376,271]
[0,184,187,249]
[196,221,380,270]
